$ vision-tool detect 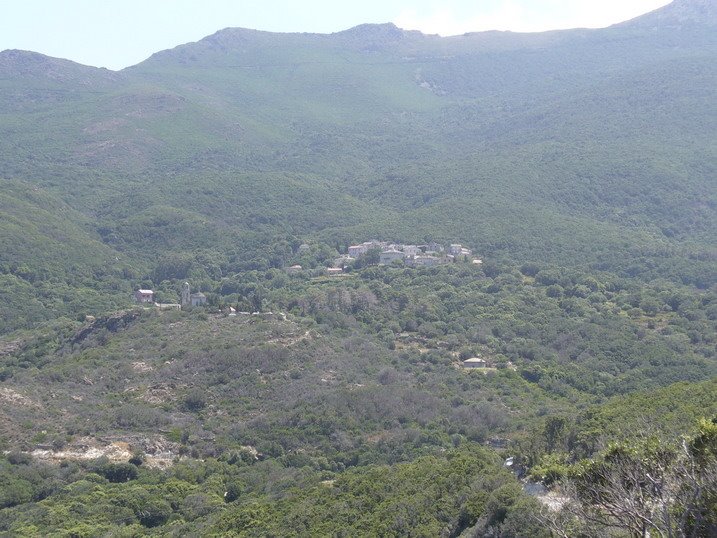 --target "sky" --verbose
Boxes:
[0,0,671,71]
